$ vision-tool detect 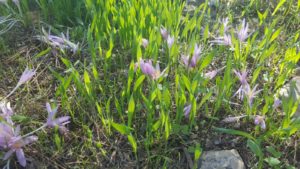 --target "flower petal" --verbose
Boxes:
[16,149,26,167]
